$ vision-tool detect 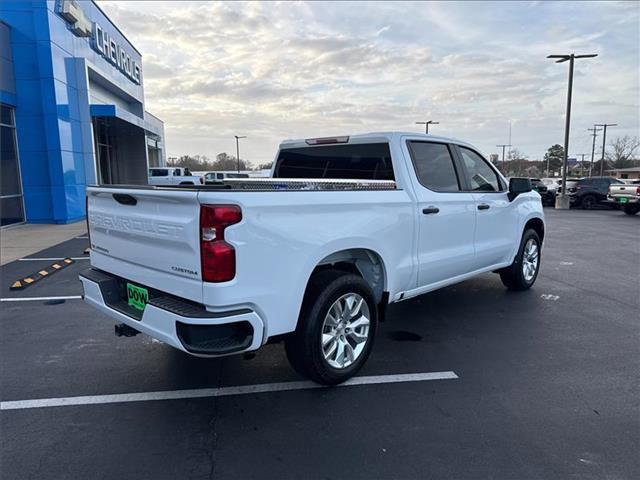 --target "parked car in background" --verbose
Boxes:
[148,167,203,185]
[203,171,251,183]
[81,132,545,385]
[568,177,624,209]
[530,178,556,206]
[541,178,560,195]
[608,182,640,215]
